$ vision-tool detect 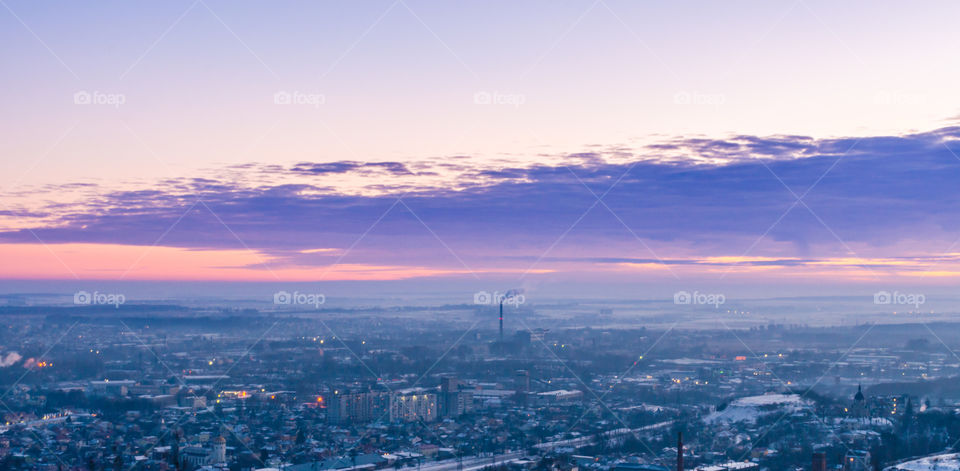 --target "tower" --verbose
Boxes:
[441,376,459,394]
[812,452,827,471]
[499,300,504,342]
[440,376,460,418]
[515,370,530,393]
[211,436,226,464]
[852,384,867,420]
[677,432,683,471]
[515,370,530,406]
